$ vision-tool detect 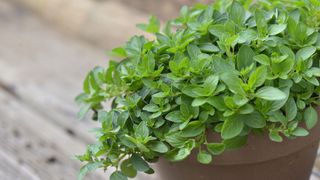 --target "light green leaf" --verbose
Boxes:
[296,46,316,60]
[248,66,267,89]
[253,54,270,65]
[143,104,160,112]
[285,97,297,121]
[220,73,246,95]
[165,111,183,123]
[255,87,286,101]
[269,130,283,142]
[192,98,207,107]
[304,107,318,129]
[238,29,258,43]
[292,127,309,137]
[268,24,287,35]
[197,151,212,164]
[221,117,244,139]
[78,162,103,180]
[136,16,160,33]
